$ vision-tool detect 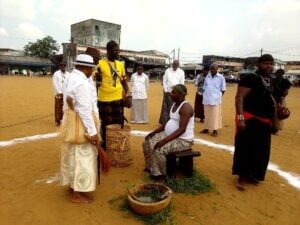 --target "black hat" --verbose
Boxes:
[258,54,274,63]
[203,64,210,71]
